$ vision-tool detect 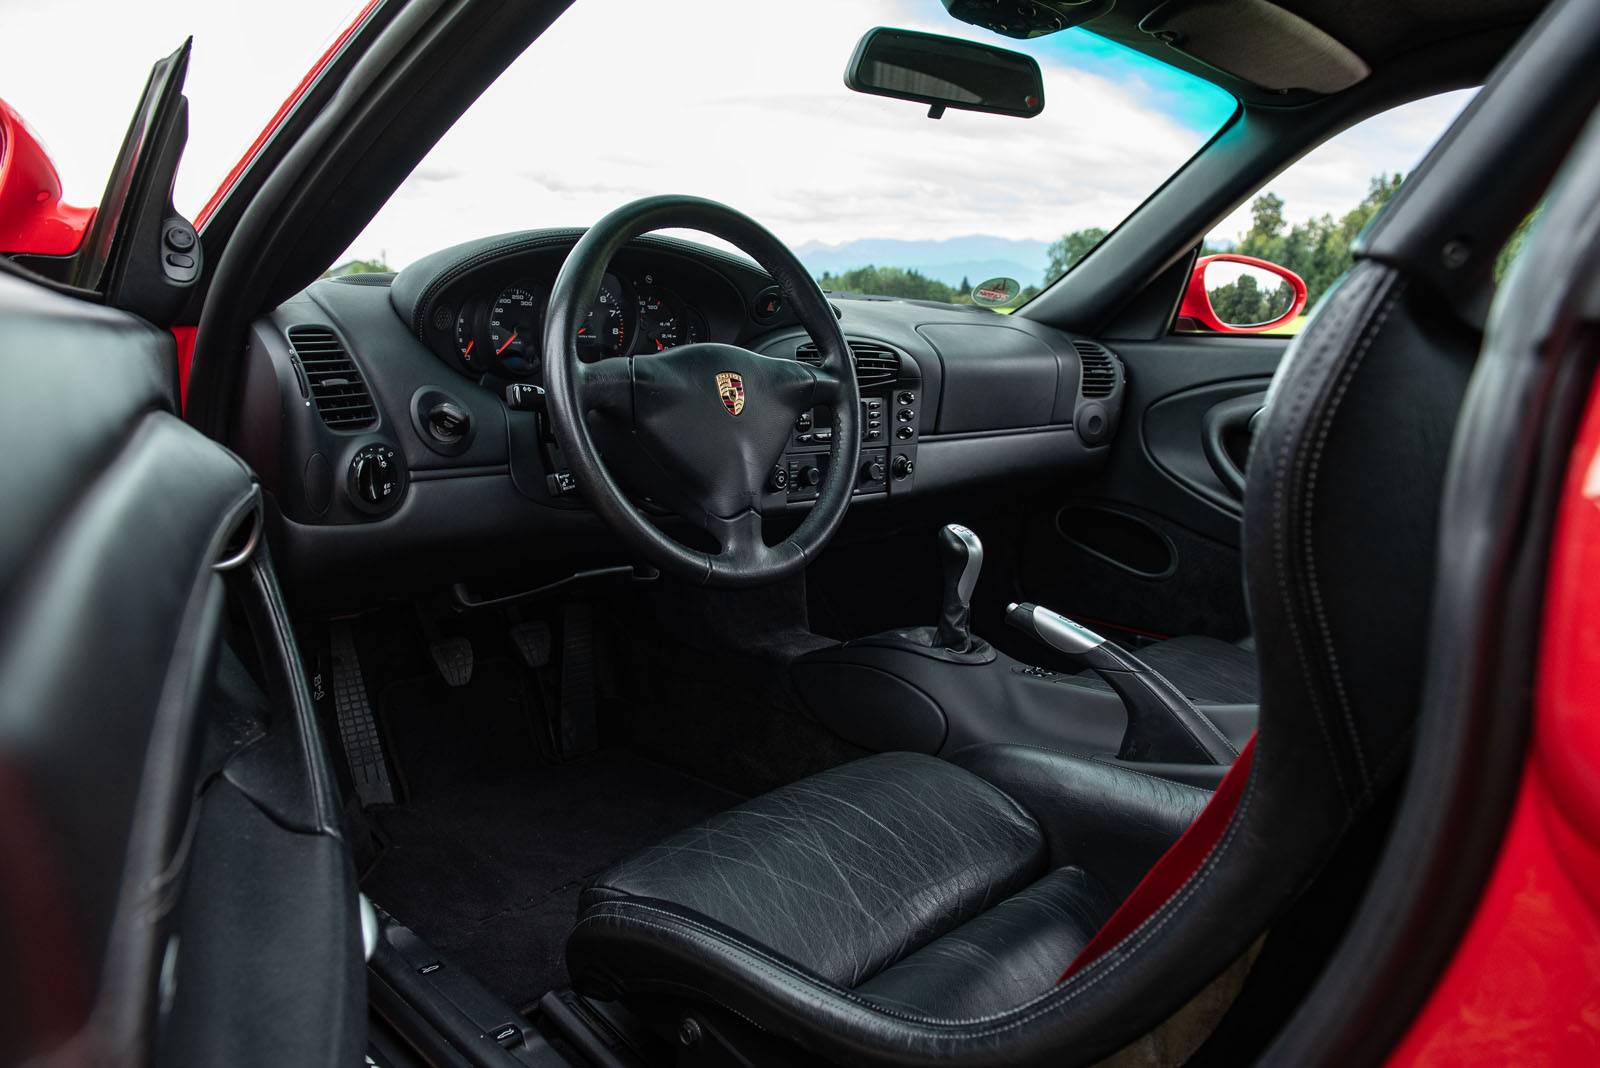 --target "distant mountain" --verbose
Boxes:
[796,235,1052,289]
